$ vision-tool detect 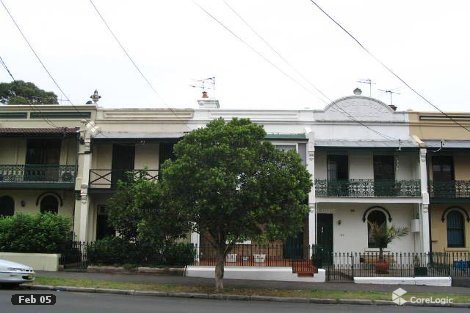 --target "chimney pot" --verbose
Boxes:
[202,91,208,98]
